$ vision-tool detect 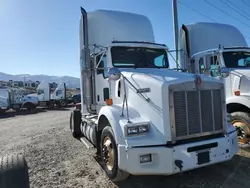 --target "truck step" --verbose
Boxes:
[80,137,94,149]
